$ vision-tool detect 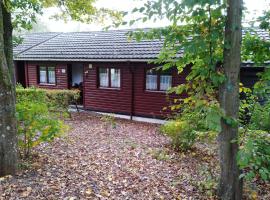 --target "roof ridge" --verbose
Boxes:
[14,32,63,56]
